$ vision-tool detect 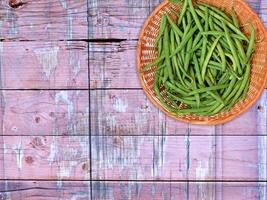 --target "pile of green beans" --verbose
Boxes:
[143,0,255,116]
